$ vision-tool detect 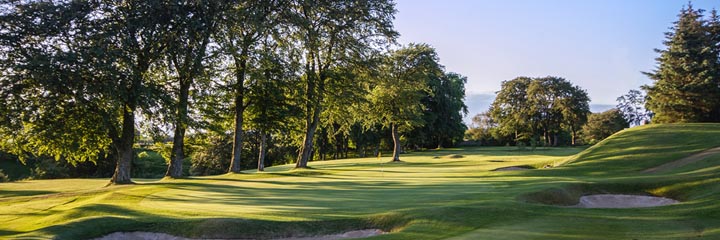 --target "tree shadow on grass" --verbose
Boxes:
[0,189,57,198]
